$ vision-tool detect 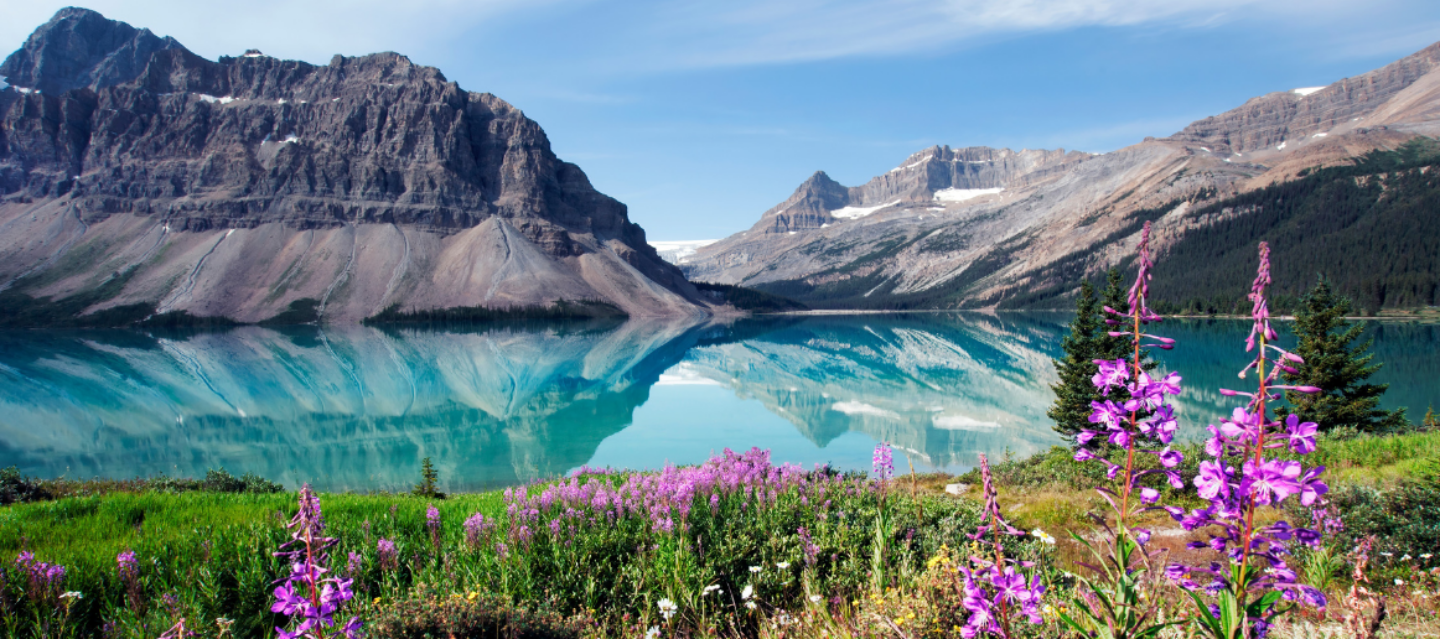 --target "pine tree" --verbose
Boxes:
[412,457,444,499]
[1280,277,1407,433]
[1098,268,1131,361]
[1098,267,1155,371]
[1049,280,1102,440]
